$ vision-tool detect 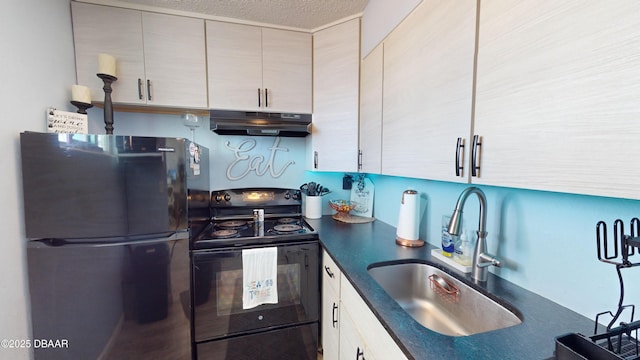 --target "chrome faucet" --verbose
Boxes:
[447,187,500,282]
